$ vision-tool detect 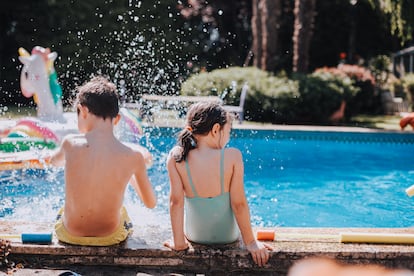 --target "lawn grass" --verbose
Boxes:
[348,114,403,131]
